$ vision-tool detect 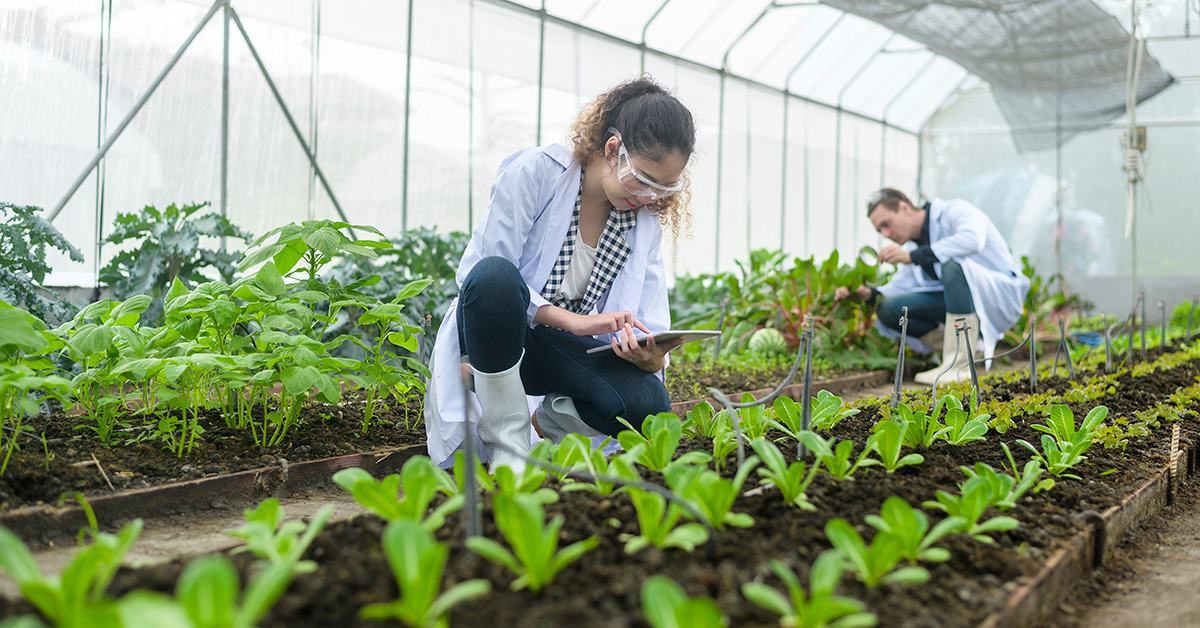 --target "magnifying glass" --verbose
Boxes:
[857,246,878,266]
